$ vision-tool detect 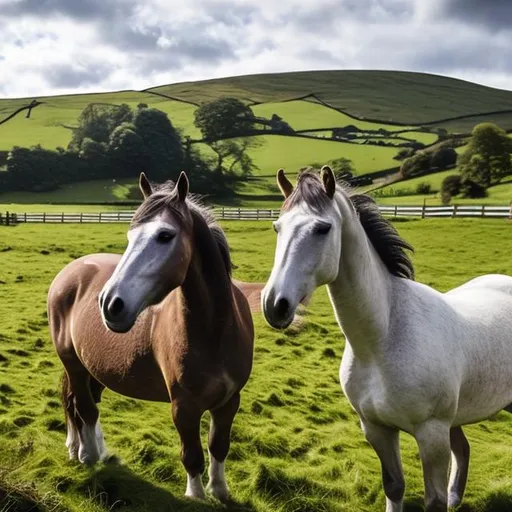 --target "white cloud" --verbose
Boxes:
[0,0,511,98]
